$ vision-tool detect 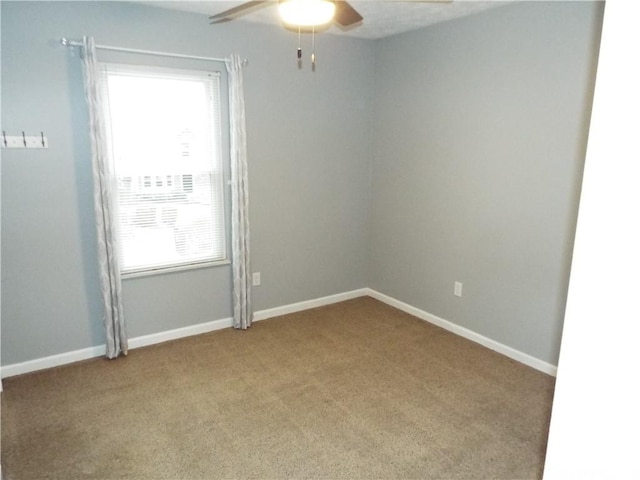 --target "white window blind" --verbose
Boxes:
[100,64,227,274]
